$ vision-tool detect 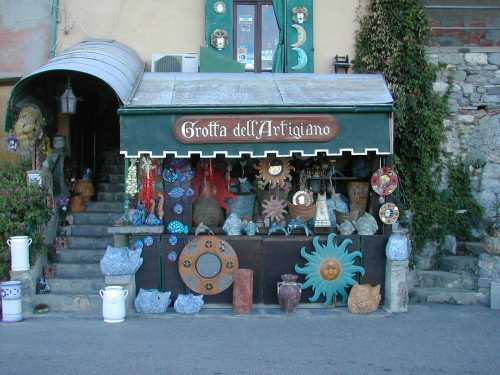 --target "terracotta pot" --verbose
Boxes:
[347,181,370,218]
[277,274,302,313]
[74,179,95,201]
